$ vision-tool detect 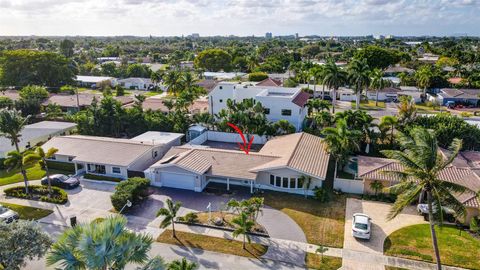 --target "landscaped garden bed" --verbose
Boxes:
[3,185,68,204]
[384,224,480,269]
[0,202,53,220]
[83,173,123,182]
[177,211,269,237]
[157,230,268,259]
